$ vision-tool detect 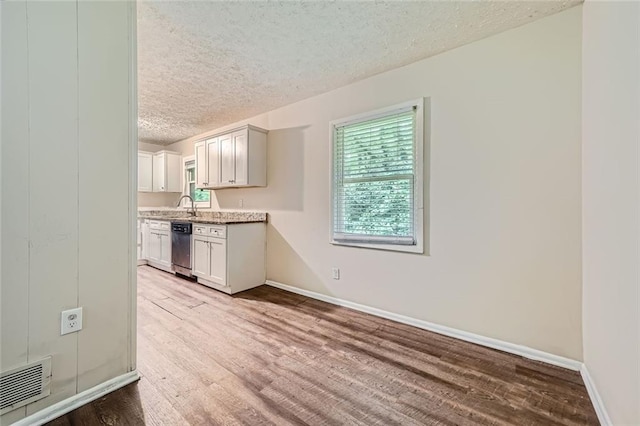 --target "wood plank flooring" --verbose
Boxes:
[47,266,598,425]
